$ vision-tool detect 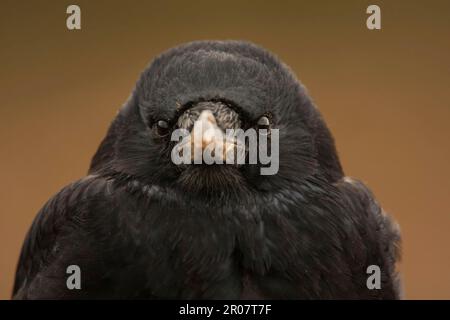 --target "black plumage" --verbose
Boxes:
[13,40,401,299]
